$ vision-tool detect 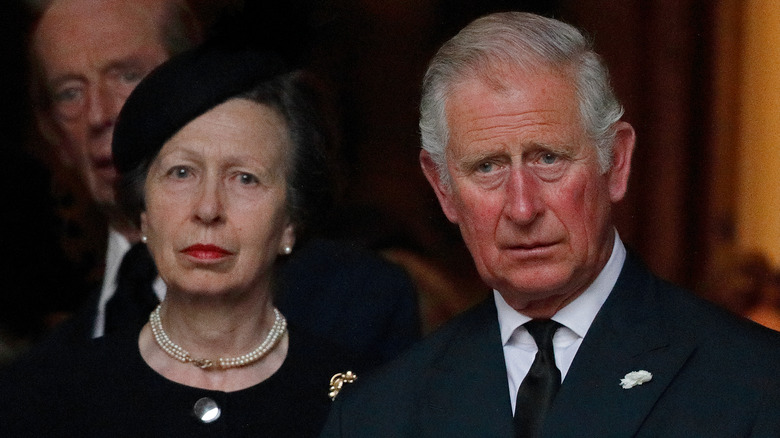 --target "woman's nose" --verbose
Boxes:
[193,178,225,224]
